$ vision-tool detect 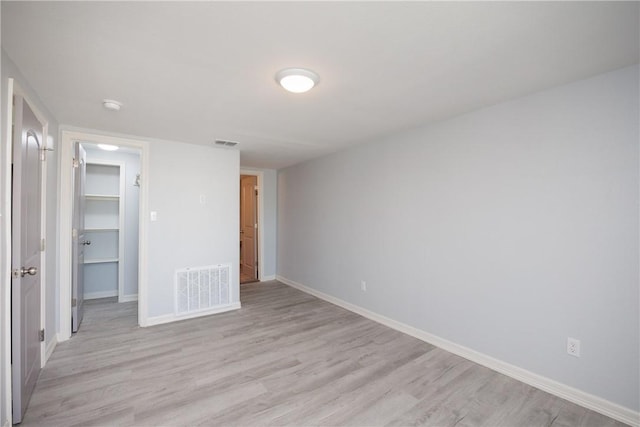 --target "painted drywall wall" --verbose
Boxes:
[147,143,239,318]
[1,49,59,426]
[277,65,639,411]
[241,167,277,279]
[85,147,140,298]
[261,169,277,278]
